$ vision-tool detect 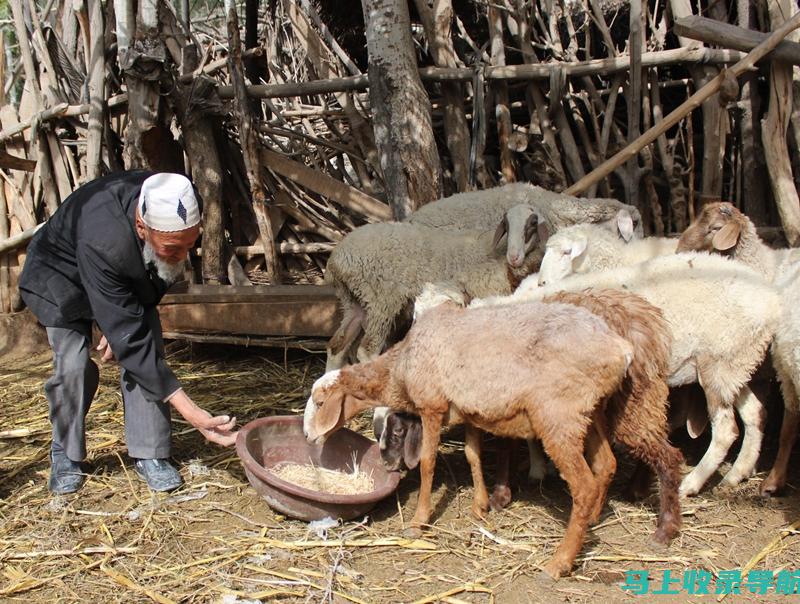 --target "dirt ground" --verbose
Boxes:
[1,343,798,604]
